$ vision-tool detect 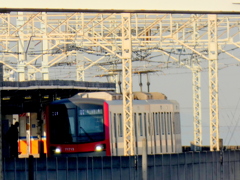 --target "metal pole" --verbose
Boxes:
[142,138,147,180]
[139,73,143,92]
[121,13,134,156]
[192,67,202,151]
[208,14,219,151]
